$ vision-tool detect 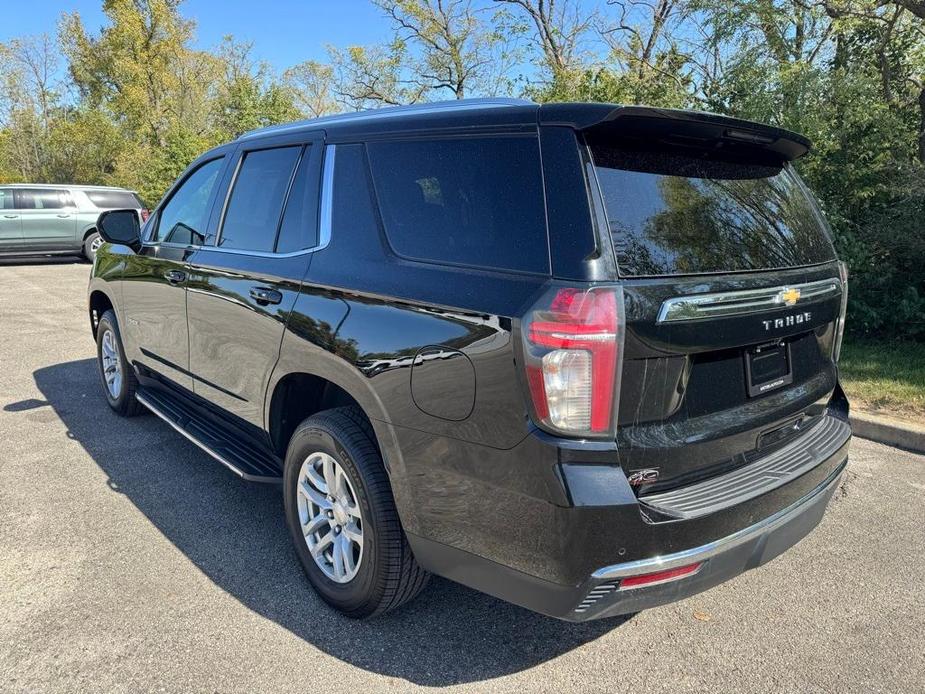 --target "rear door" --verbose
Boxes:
[0,189,22,249]
[16,188,78,250]
[186,135,323,430]
[586,134,843,489]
